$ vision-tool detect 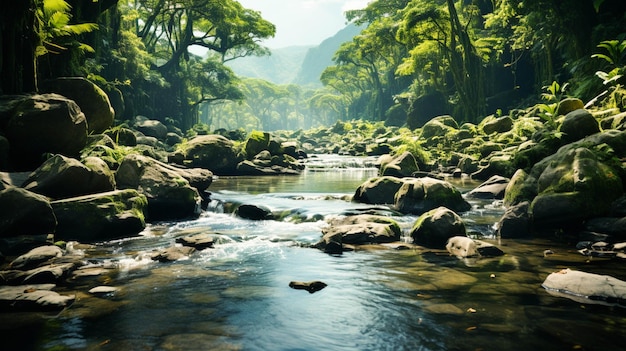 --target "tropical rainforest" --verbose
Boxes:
[1,0,625,133]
